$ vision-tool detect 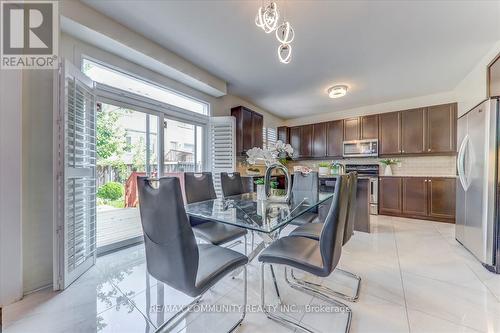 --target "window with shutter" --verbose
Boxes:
[209,117,236,197]
[54,60,97,289]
